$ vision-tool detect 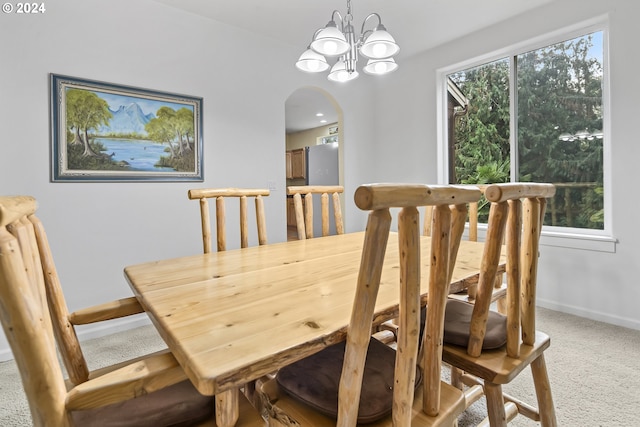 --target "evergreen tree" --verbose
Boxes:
[449,32,603,229]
